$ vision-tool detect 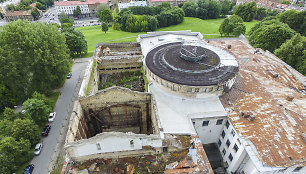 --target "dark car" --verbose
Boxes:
[42,125,51,136]
[24,164,34,174]
[67,72,72,79]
